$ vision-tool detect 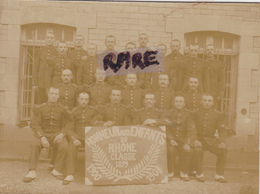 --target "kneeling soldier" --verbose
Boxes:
[161,95,196,181]
[63,92,101,185]
[193,94,227,183]
[23,87,69,182]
